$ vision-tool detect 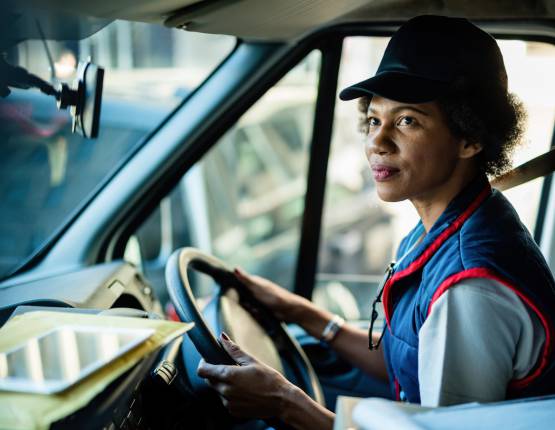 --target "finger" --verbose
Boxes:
[206,380,233,398]
[225,400,258,418]
[220,395,230,410]
[197,361,234,381]
[220,332,255,366]
[196,360,215,378]
[234,267,259,288]
[219,396,248,419]
[234,266,248,278]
